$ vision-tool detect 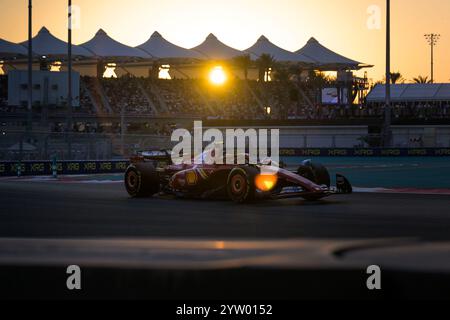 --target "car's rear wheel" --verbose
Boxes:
[227,166,258,203]
[124,163,160,198]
